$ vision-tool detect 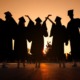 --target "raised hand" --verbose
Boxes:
[25,15,32,21]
